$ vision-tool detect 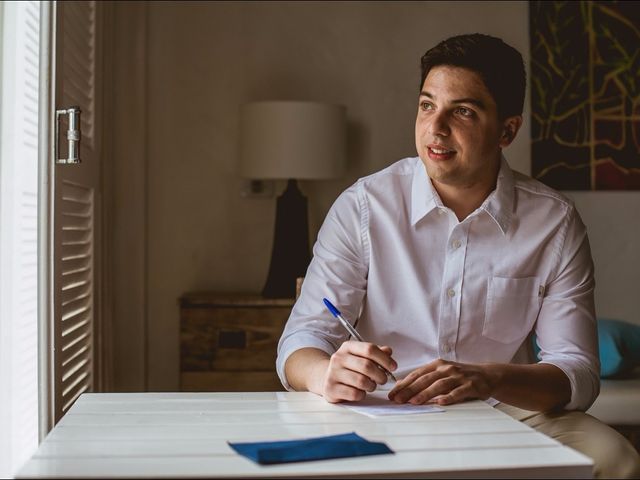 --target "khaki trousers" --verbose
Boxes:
[497,403,640,479]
